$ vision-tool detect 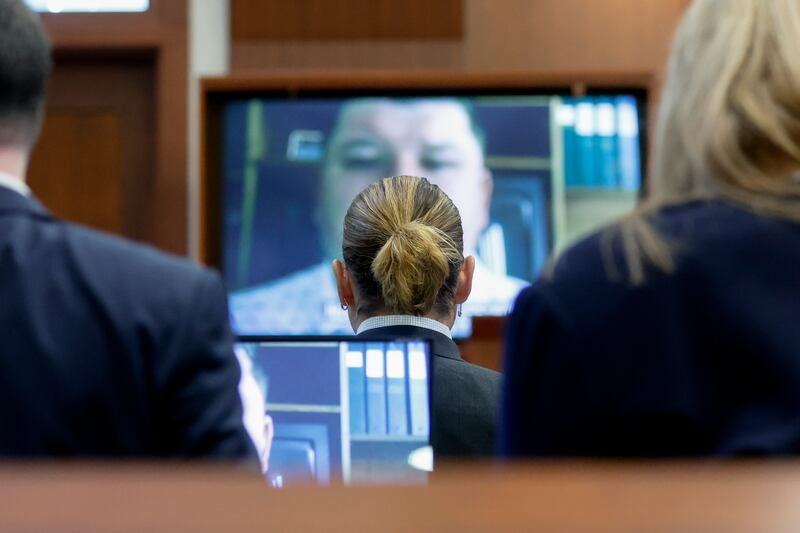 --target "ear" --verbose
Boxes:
[455,255,476,305]
[332,259,354,308]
